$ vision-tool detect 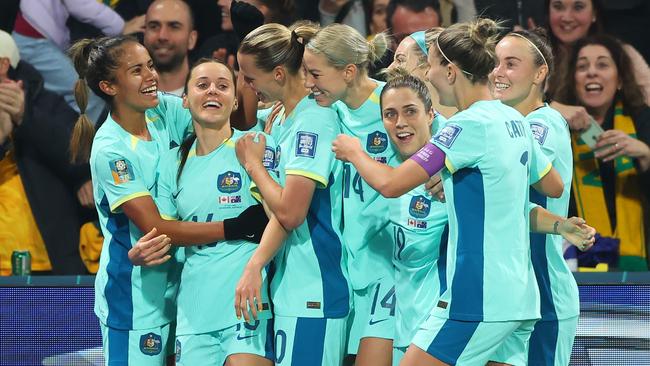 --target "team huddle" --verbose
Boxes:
[73,17,596,366]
